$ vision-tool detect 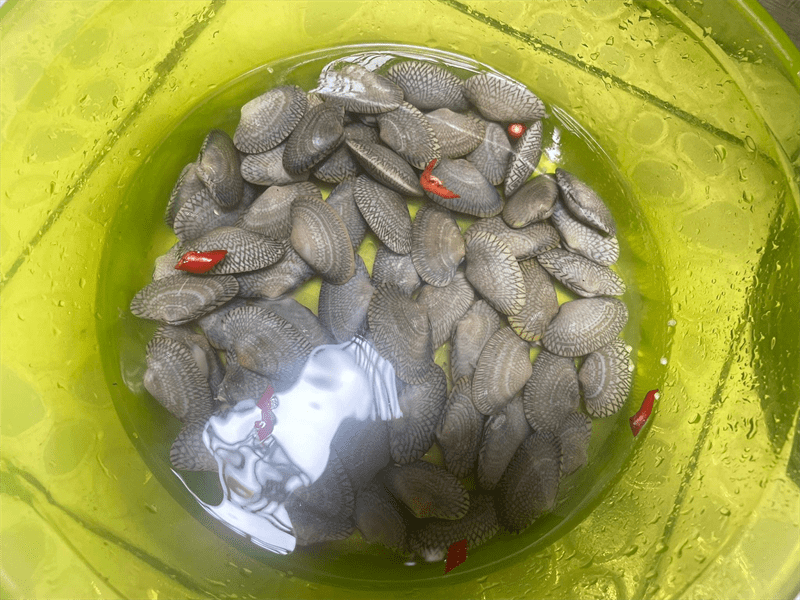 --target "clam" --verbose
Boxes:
[557,412,592,475]
[578,337,633,418]
[152,243,184,281]
[537,248,626,298]
[318,255,375,343]
[388,364,447,464]
[507,258,559,342]
[233,247,314,299]
[466,121,513,185]
[383,461,469,520]
[290,197,355,284]
[385,60,469,111]
[331,418,391,492]
[542,297,628,357]
[196,298,248,350]
[495,431,561,533]
[425,158,503,217]
[170,418,218,471]
[315,63,403,114]
[477,396,531,490]
[410,203,465,287]
[436,377,484,478]
[283,101,345,174]
[371,245,421,296]
[249,296,333,348]
[130,273,239,325]
[155,324,225,399]
[313,122,380,183]
[556,168,616,235]
[144,335,214,421]
[464,230,525,316]
[463,72,545,122]
[237,182,321,240]
[415,272,475,349]
[467,216,560,260]
[472,327,532,415]
[240,141,310,186]
[181,226,286,274]
[216,360,272,405]
[326,179,368,250]
[346,140,424,196]
[377,102,441,169]
[451,300,501,383]
[234,85,308,153]
[407,492,499,562]
[503,174,558,228]
[522,350,580,433]
[353,175,413,254]
[166,162,212,229]
[354,479,408,550]
[196,129,244,209]
[286,503,355,546]
[173,187,241,243]
[424,108,485,158]
[504,120,543,197]
[367,284,432,384]
[288,448,354,520]
[551,201,620,266]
